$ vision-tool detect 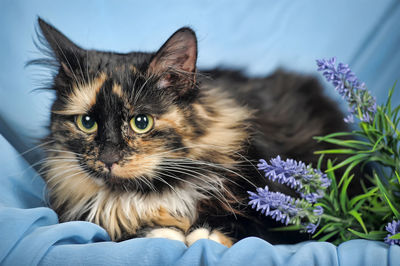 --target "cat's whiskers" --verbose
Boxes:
[133,75,152,105]
[46,166,82,184]
[129,73,140,103]
[11,140,57,177]
[162,157,258,189]
[18,139,56,157]
[160,164,233,202]
[25,157,73,174]
[149,170,179,195]
[161,160,241,187]
[157,162,235,203]
[35,160,84,177]
[42,147,84,159]
[137,175,158,193]
[155,167,236,216]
